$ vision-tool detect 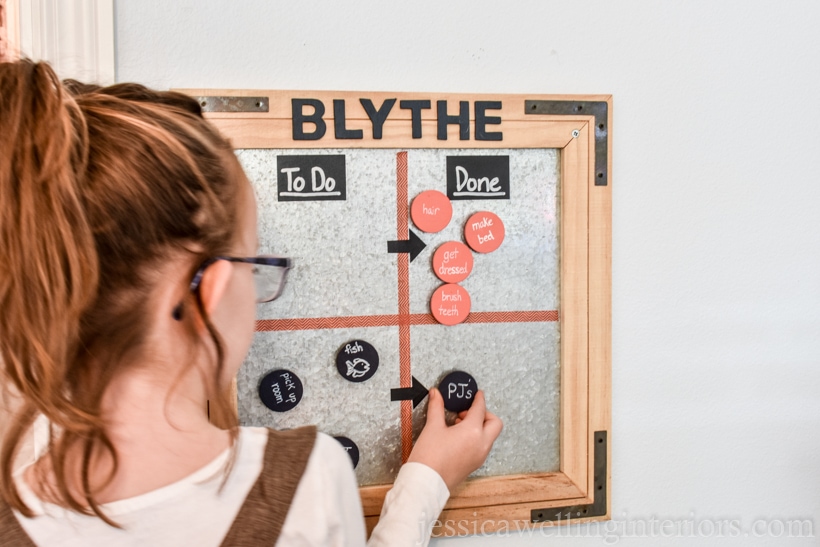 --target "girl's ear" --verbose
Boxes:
[198,259,234,316]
